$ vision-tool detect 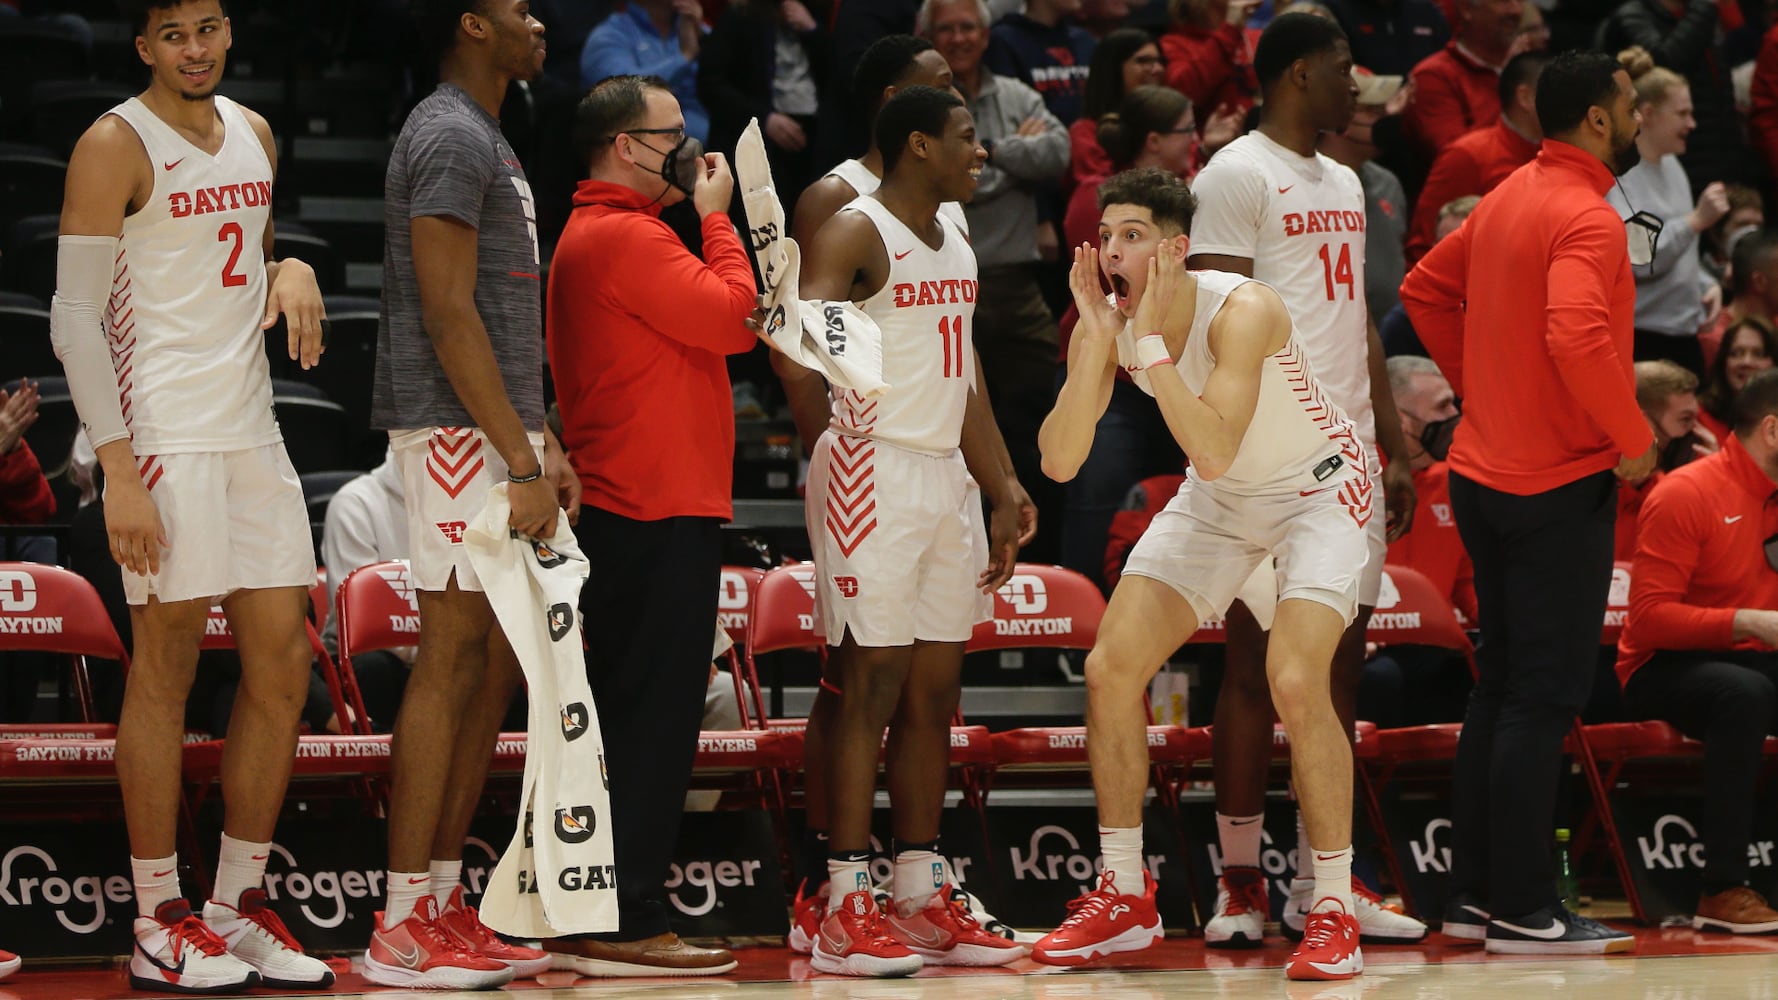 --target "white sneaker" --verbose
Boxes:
[1204,866,1269,948]
[204,889,335,988]
[1283,877,1428,944]
[130,899,259,994]
[948,883,1041,945]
